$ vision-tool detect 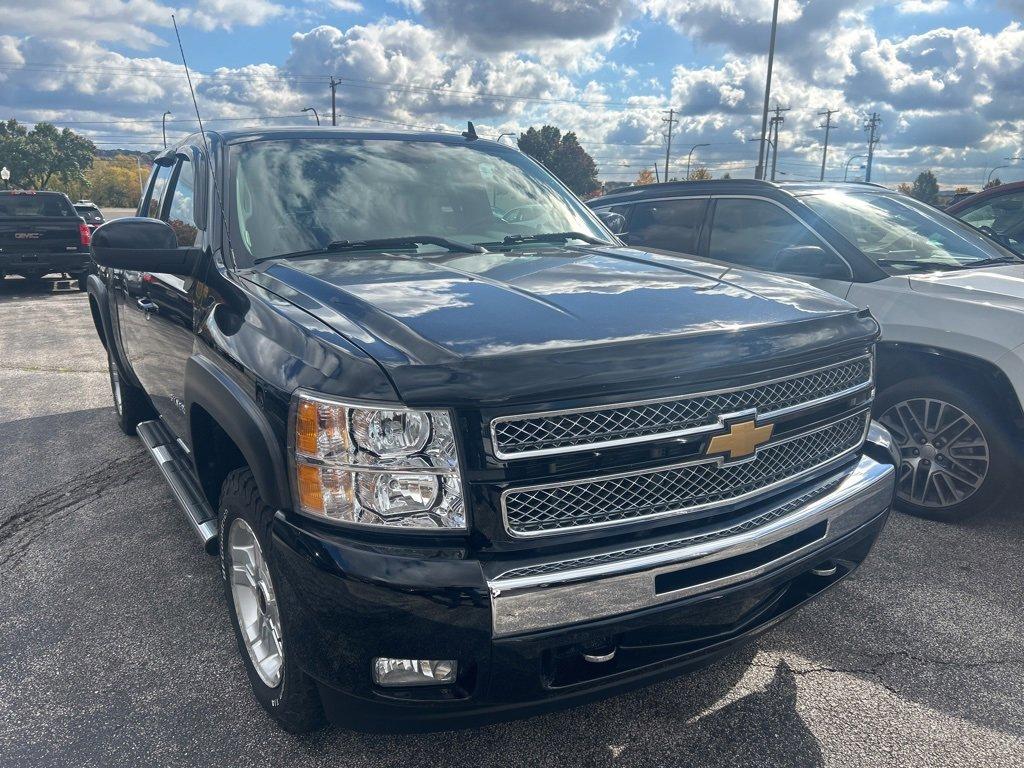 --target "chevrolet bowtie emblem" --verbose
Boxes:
[706,419,774,461]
